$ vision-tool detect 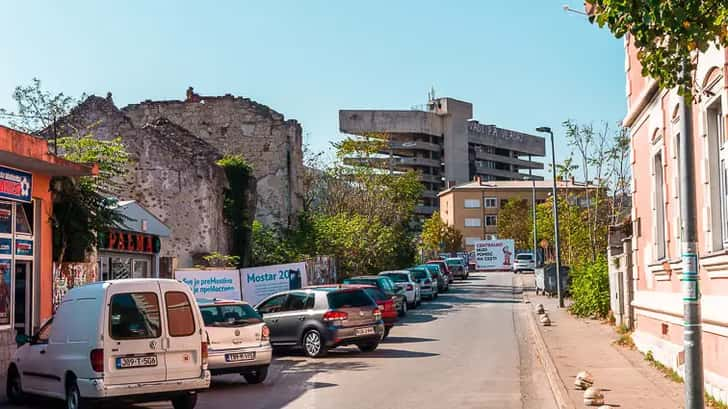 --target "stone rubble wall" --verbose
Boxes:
[123,93,304,227]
